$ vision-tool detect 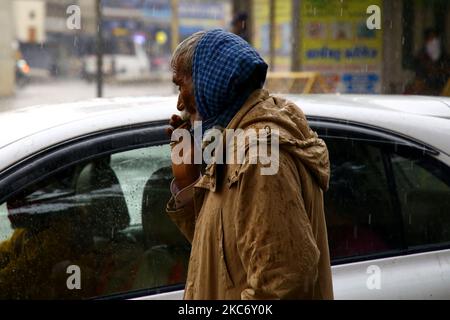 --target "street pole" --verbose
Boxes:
[96,0,103,98]
[269,0,276,71]
[0,0,15,98]
[170,0,179,53]
[291,0,301,71]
